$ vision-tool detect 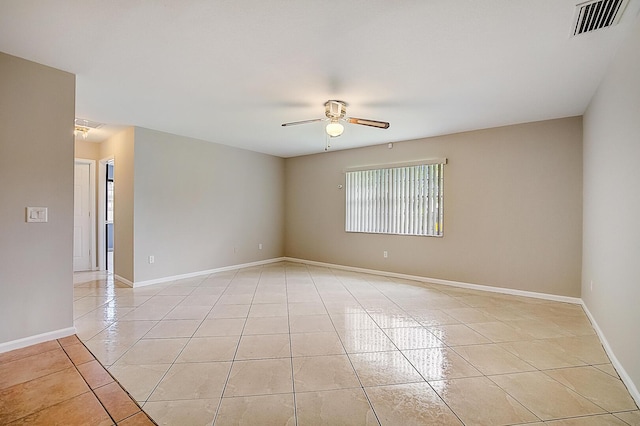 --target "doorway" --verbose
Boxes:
[98,157,115,272]
[73,159,96,271]
[106,162,114,272]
